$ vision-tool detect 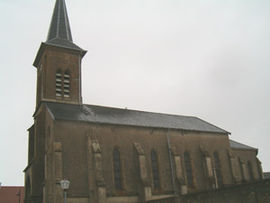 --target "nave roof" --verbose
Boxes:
[45,102,229,134]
